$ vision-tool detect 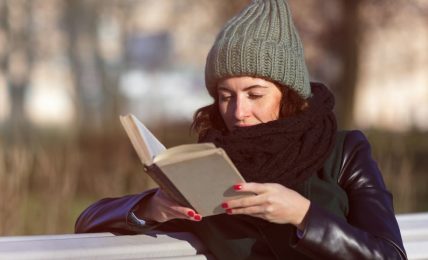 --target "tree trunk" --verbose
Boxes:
[2,0,34,141]
[334,1,360,129]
